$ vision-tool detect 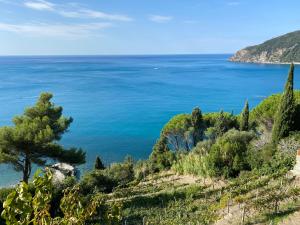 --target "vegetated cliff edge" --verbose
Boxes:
[230,30,300,64]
